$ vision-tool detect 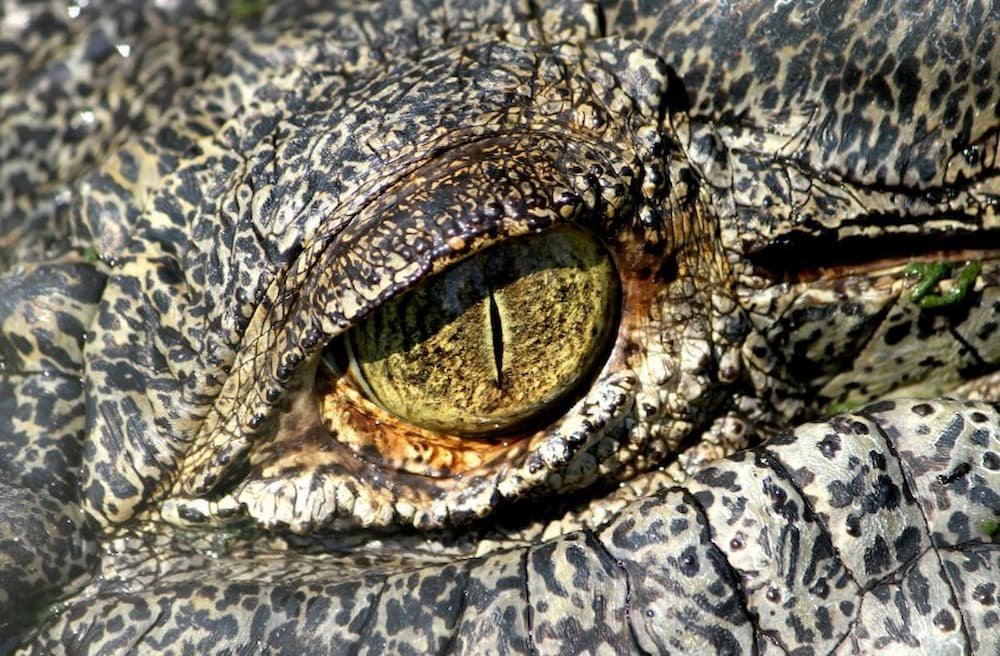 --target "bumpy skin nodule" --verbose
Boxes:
[18,399,1000,654]
[1,0,998,654]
